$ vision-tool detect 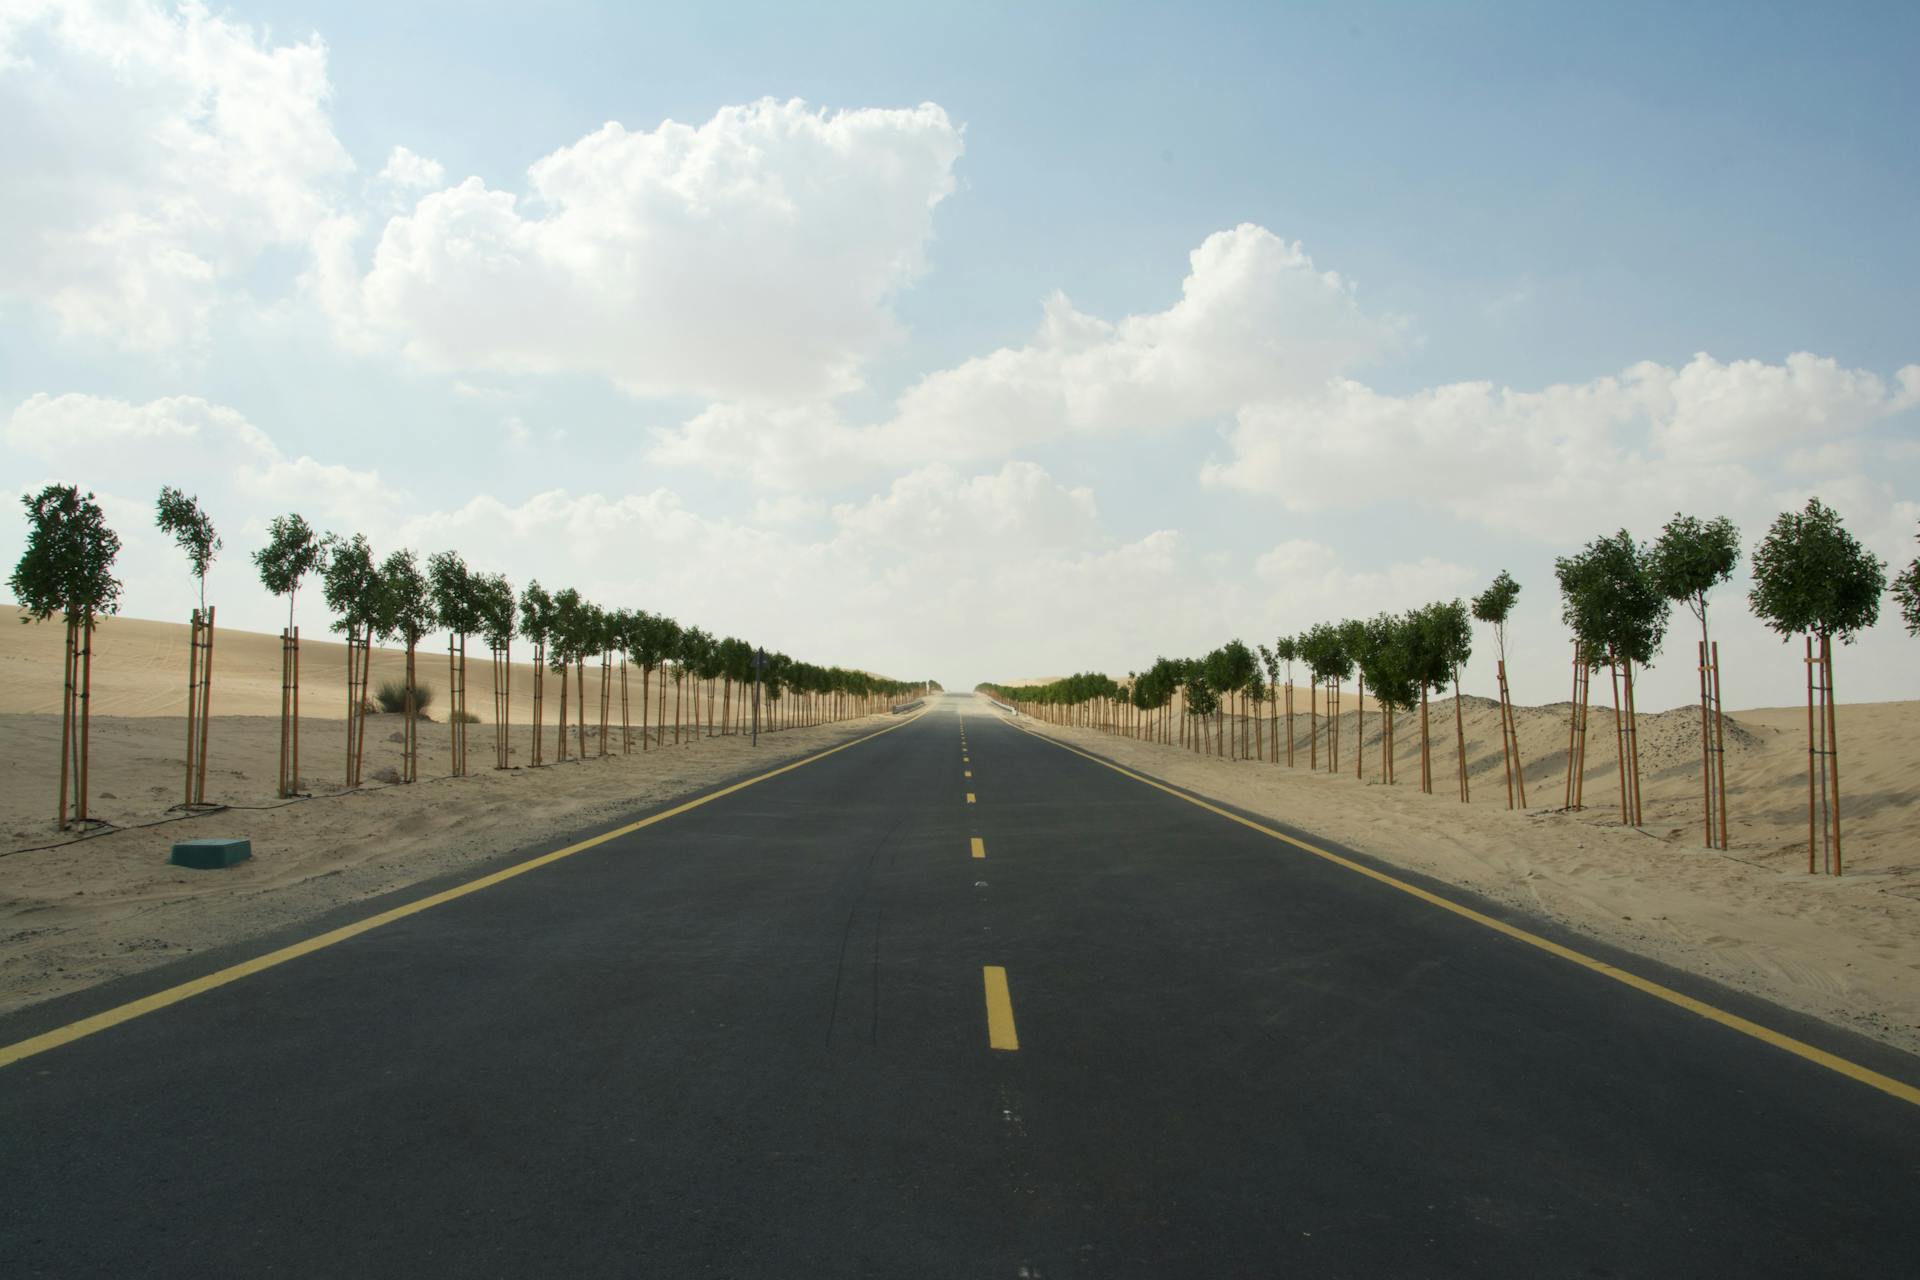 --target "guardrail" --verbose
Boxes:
[891,699,925,715]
